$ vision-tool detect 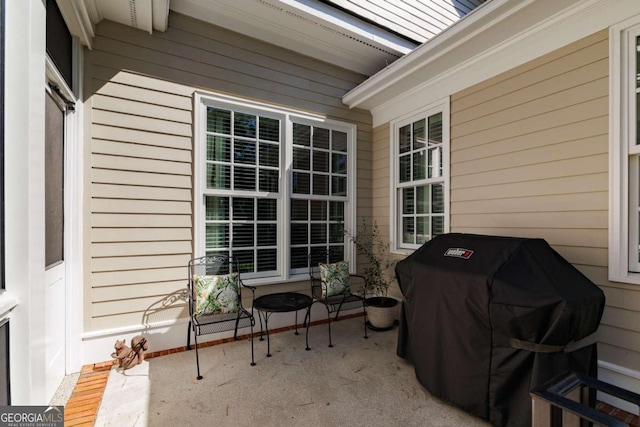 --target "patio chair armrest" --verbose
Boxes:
[240,282,257,304]
[242,283,257,292]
